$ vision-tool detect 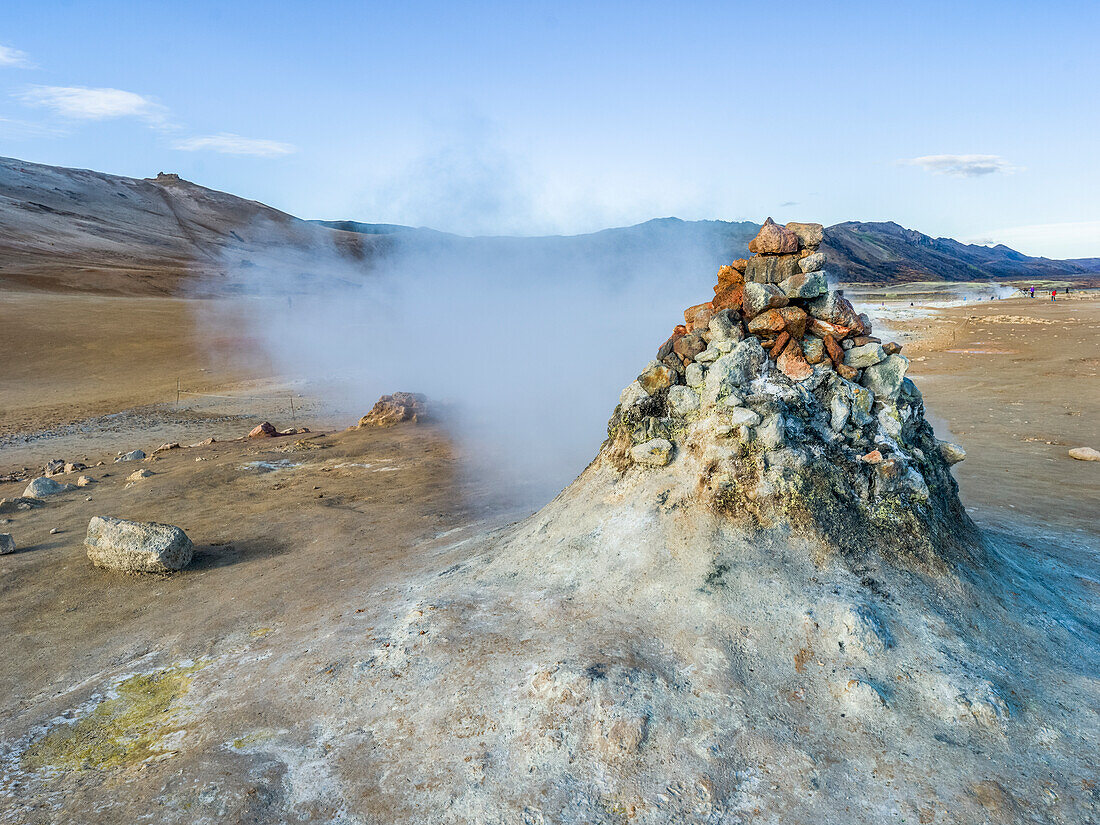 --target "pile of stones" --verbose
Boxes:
[606,219,975,562]
[358,392,428,428]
